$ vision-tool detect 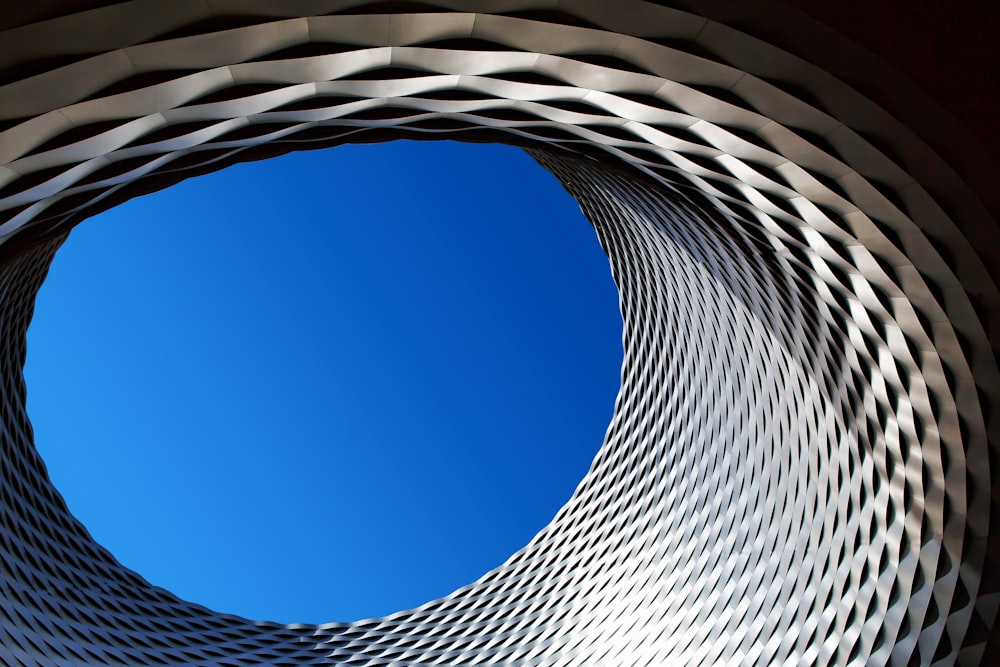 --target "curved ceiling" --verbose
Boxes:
[0,2,997,665]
